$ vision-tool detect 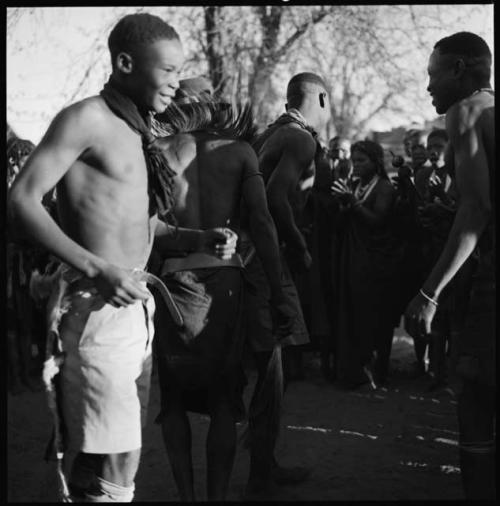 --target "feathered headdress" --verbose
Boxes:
[152,77,257,143]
